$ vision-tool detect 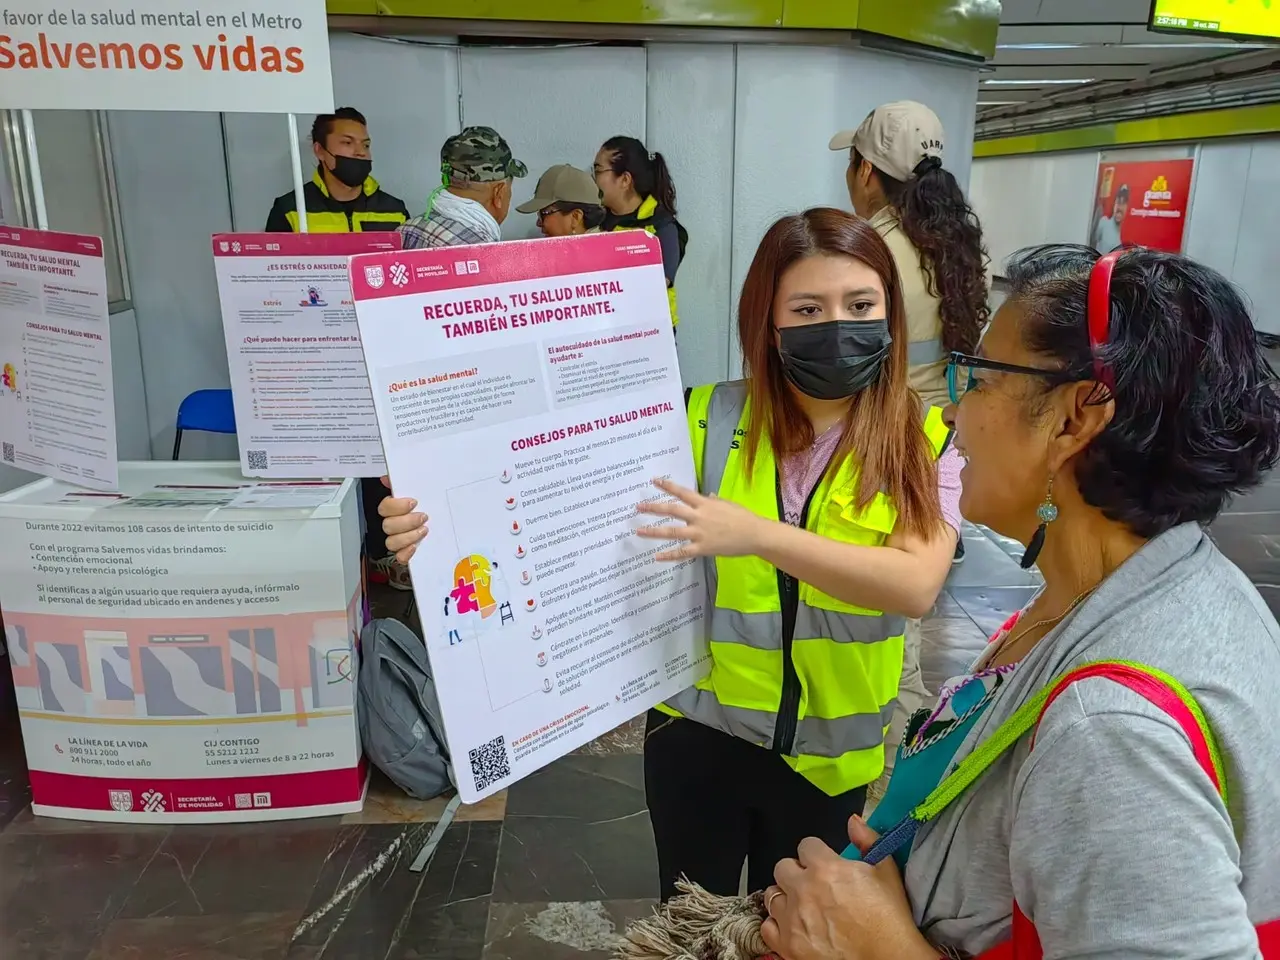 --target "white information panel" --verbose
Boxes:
[0,463,366,823]
[213,232,400,478]
[0,226,117,490]
[0,0,334,113]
